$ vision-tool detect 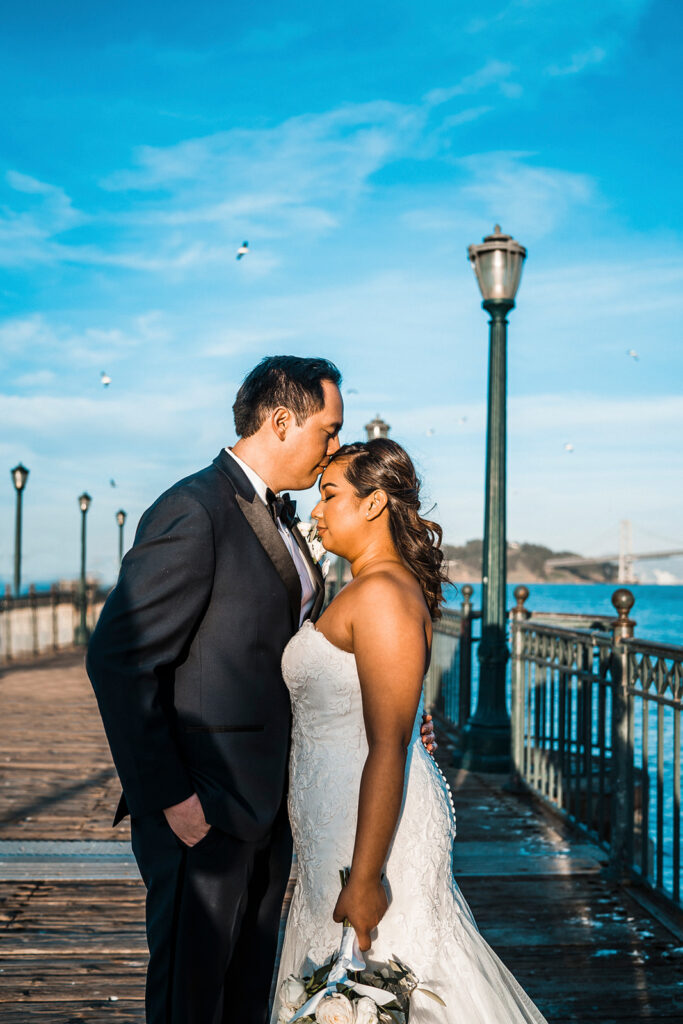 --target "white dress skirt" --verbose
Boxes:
[273,620,548,1024]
